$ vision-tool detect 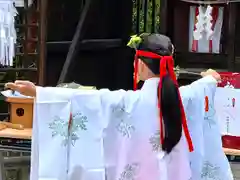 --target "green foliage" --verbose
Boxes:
[132,0,161,33]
